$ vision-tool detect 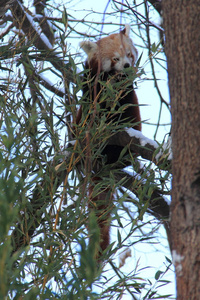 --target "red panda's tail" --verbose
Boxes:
[88,177,113,256]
